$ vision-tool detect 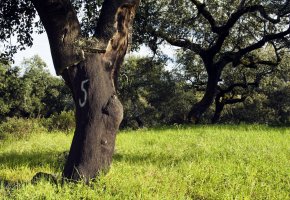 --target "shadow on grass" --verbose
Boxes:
[0,177,25,191]
[1,148,183,170]
[113,152,190,167]
[0,150,67,171]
